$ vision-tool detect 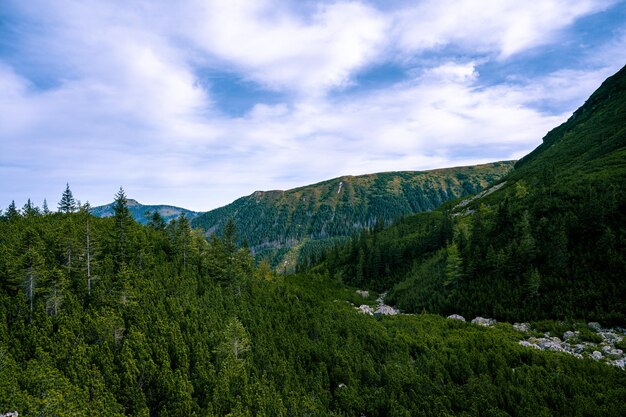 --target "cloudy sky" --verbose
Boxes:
[1,0,626,211]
